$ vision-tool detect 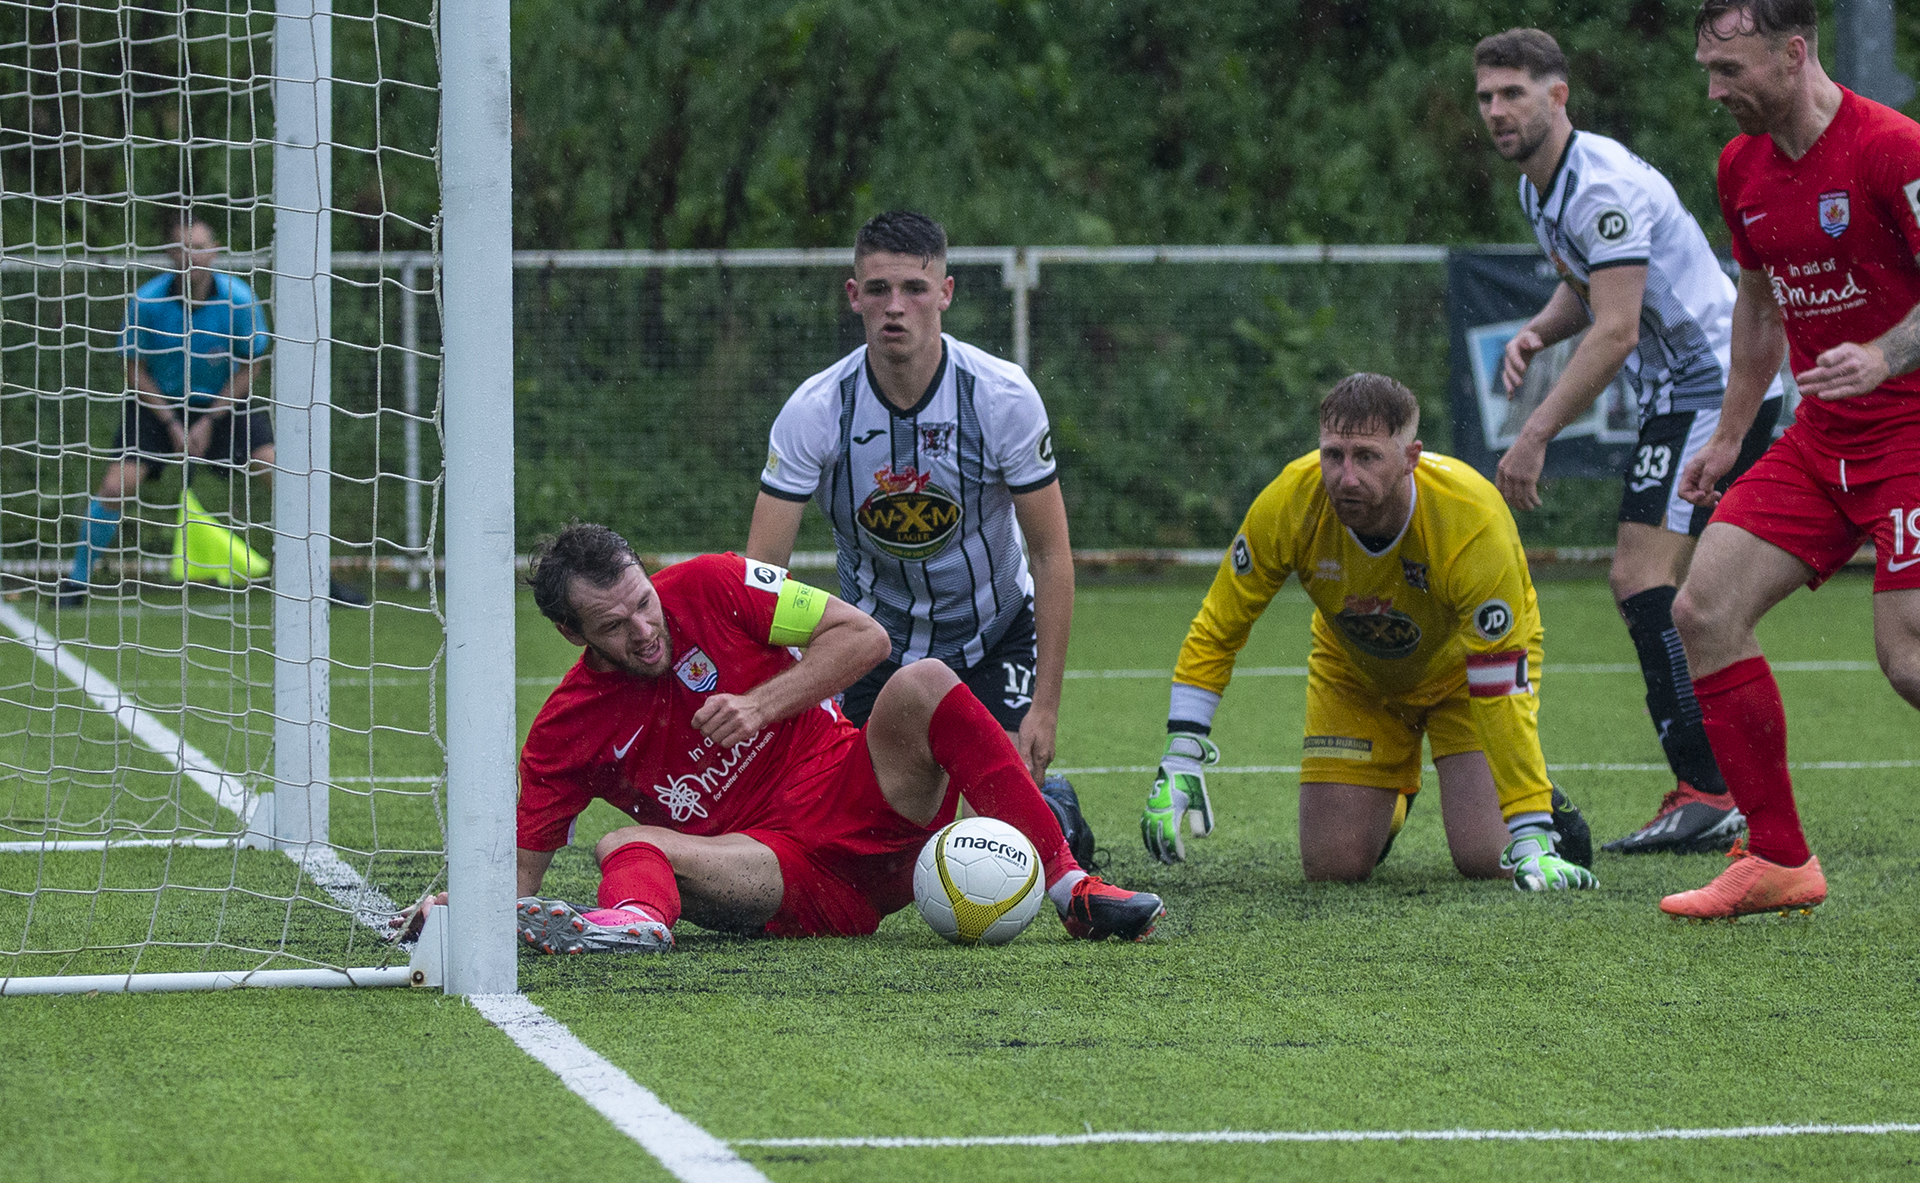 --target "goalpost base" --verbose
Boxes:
[1,908,453,997]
